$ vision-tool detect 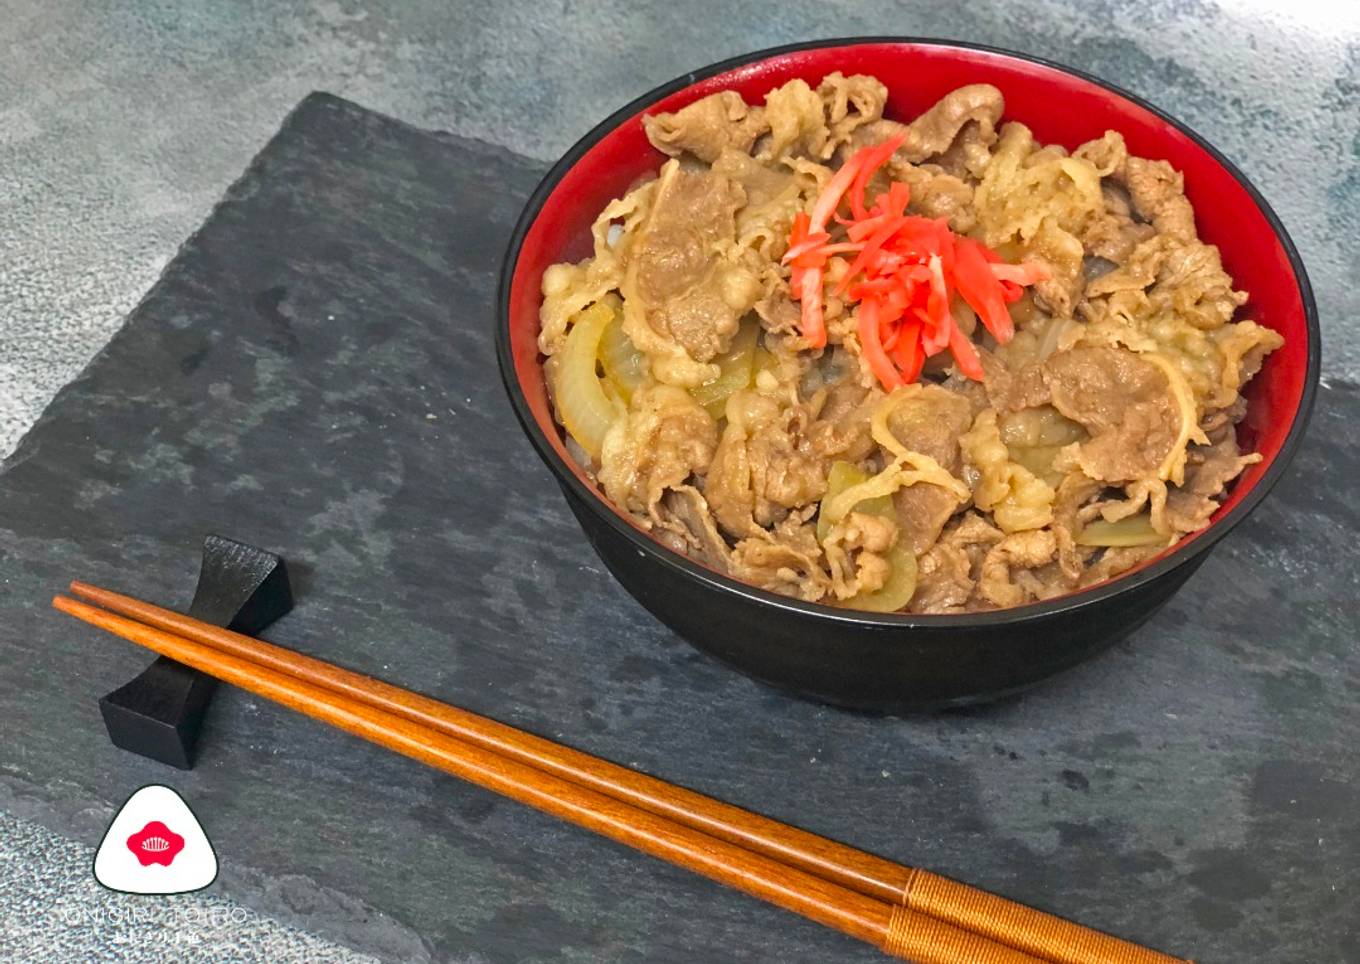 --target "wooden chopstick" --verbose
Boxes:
[54,594,1038,964]
[59,584,1189,964]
